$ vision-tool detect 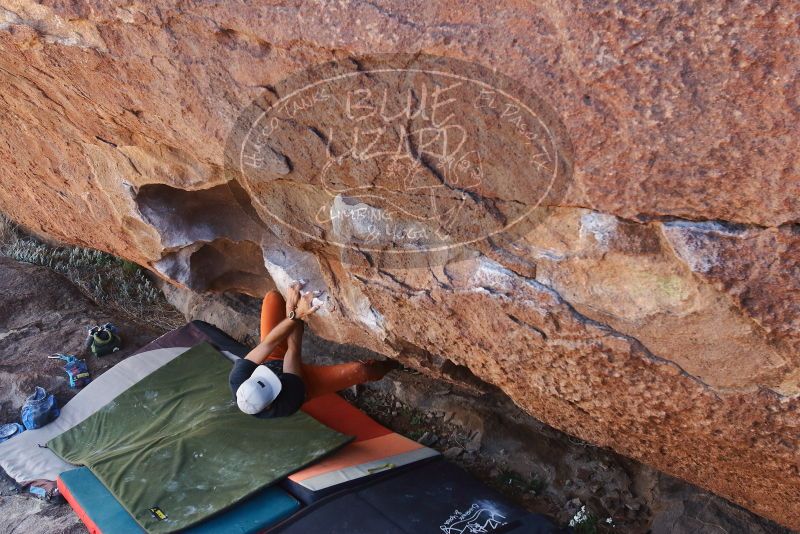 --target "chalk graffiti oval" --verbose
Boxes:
[226,54,572,268]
